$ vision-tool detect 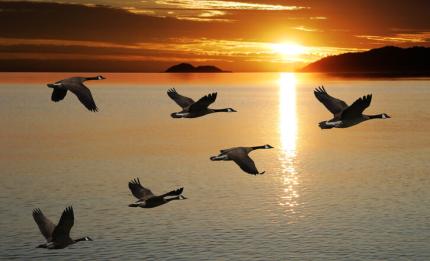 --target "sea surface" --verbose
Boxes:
[0,72,429,260]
